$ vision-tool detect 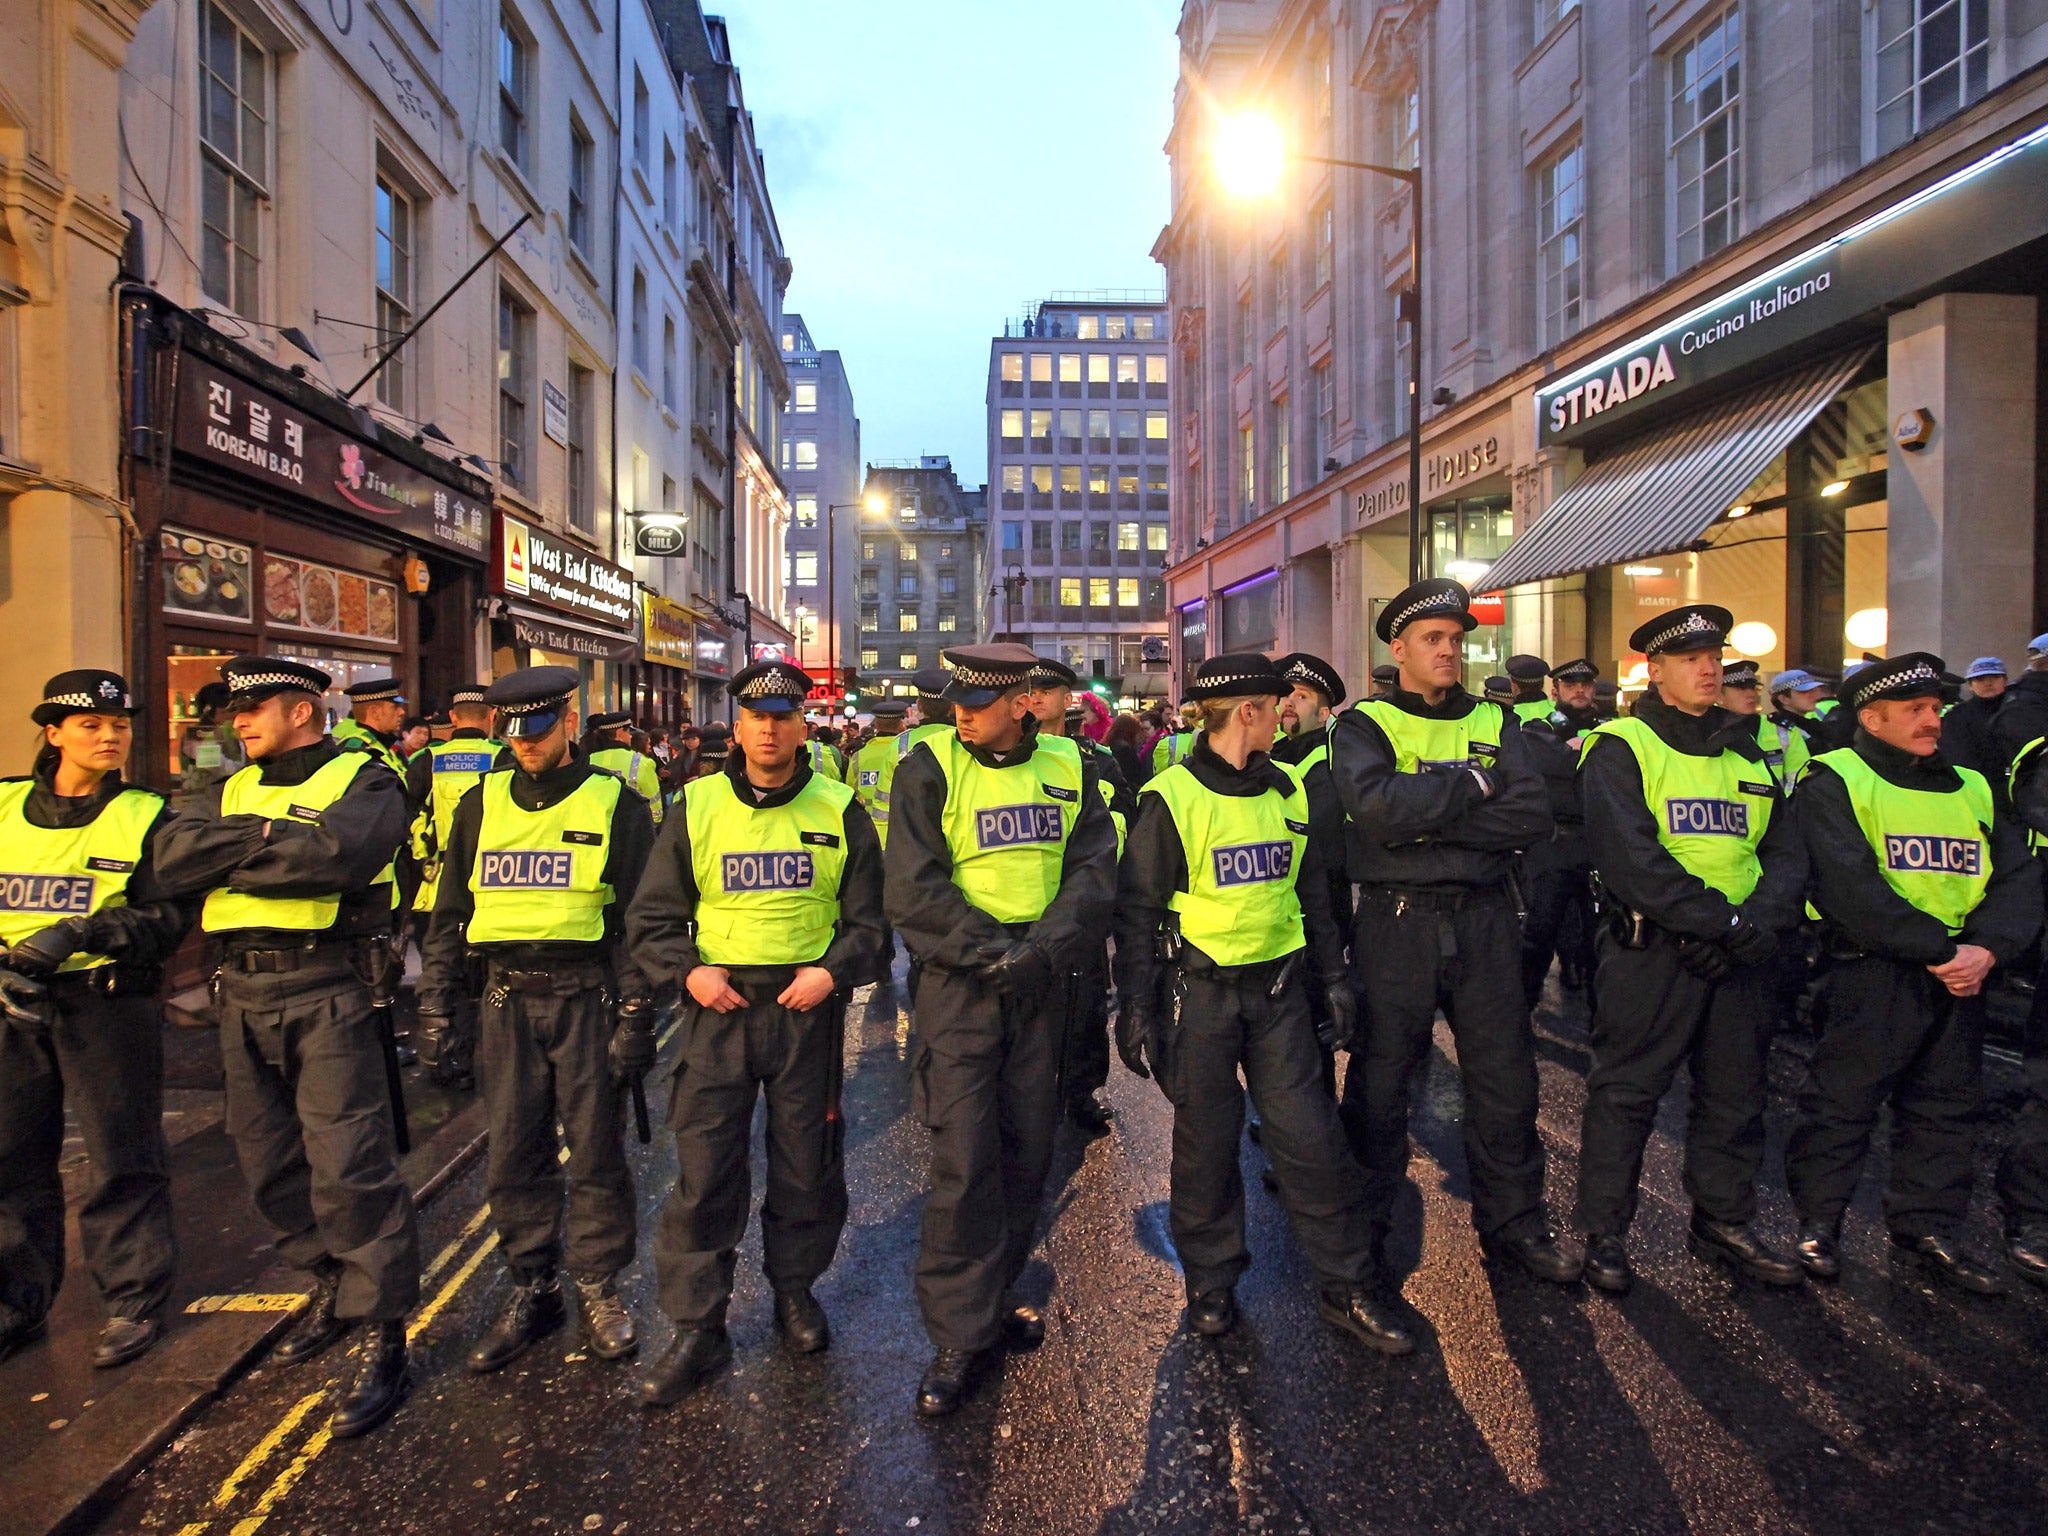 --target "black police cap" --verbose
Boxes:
[1505,653,1550,683]
[1184,653,1291,702]
[33,669,137,726]
[1629,604,1733,657]
[940,643,1040,706]
[1844,651,1946,712]
[1549,657,1599,682]
[447,684,490,707]
[1722,659,1761,685]
[728,659,813,715]
[1275,652,1345,704]
[343,677,404,704]
[1376,579,1477,643]
[482,665,580,739]
[1370,664,1399,683]
[586,710,632,731]
[221,656,331,710]
[911,666,951,699]
[1027,656,1081,690]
